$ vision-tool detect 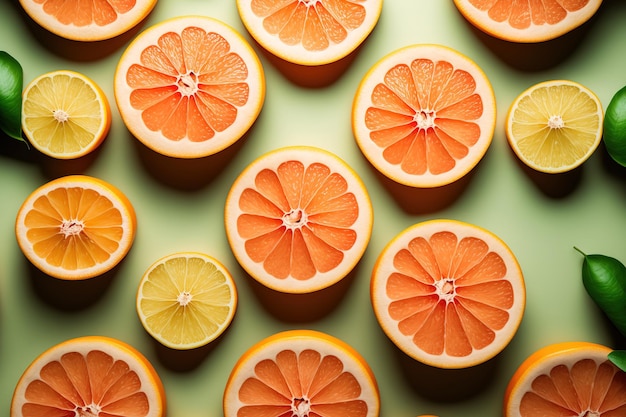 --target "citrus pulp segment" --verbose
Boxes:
[15,175,137,280]
[136,252,238,350]
[453,0,603,43]
[370,219,525,369]
[503,341,626,417]
[505,80,603,174]
[352,44,496,188]
[223,329,380,417]
[10,336,166,417]
[21,70,111,159]
[235,0,383,66]
[224,146,373,294]
[114,15,265,159]
[18,0,157,42]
